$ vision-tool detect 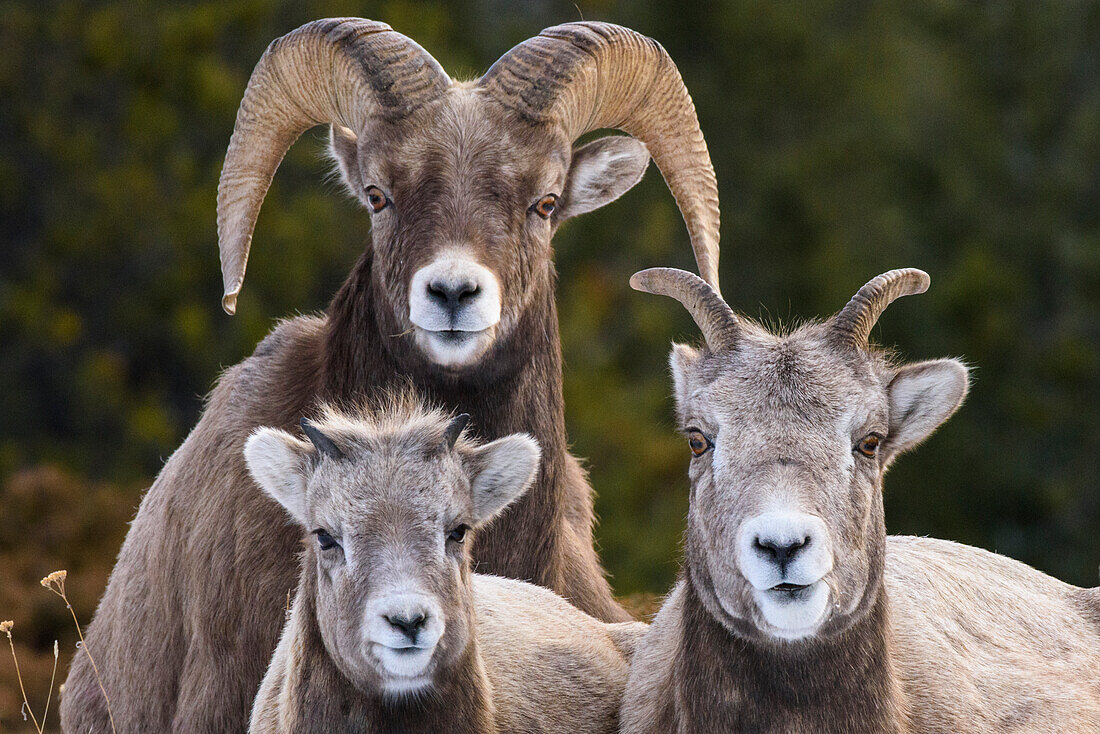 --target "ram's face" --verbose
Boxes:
[331,89,650,370]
